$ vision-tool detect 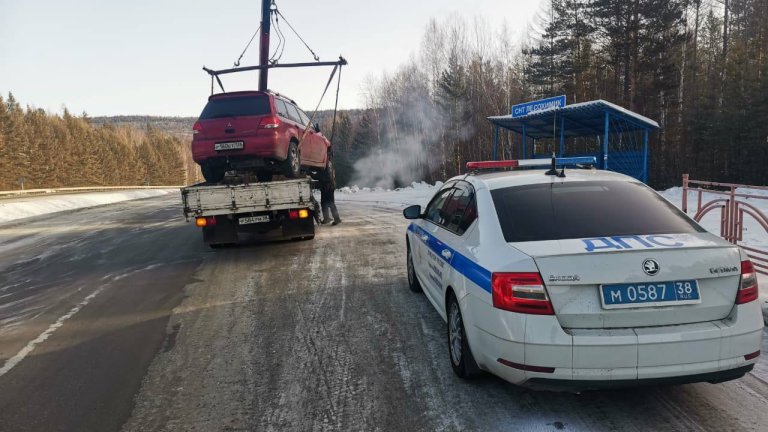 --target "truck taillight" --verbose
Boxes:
[736,260,759,304]
[288,209,310,220]
[492,272,554,315]
[193,121,203,135]
[259,116,280,129]
[195,216,217,227]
